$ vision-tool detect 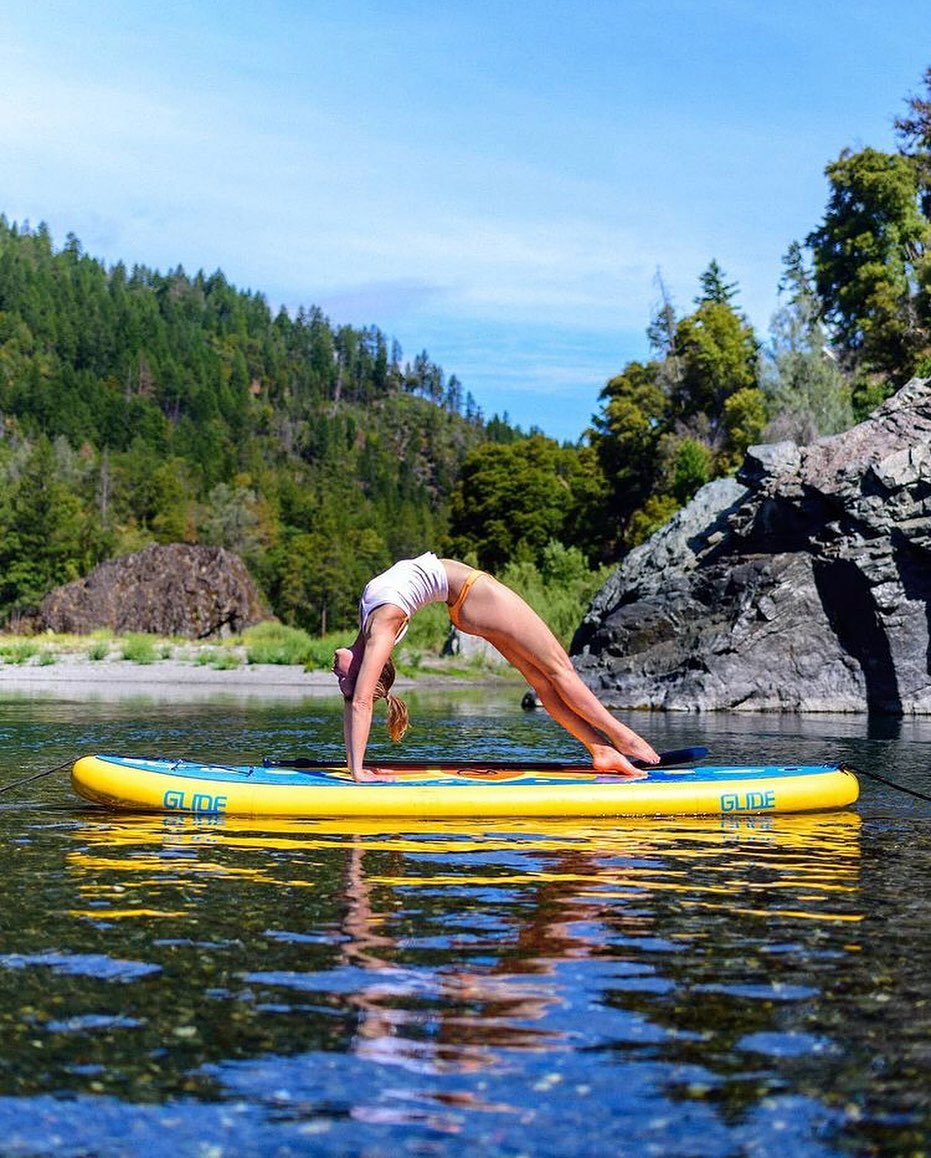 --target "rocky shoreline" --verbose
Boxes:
[574,376,931,714]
